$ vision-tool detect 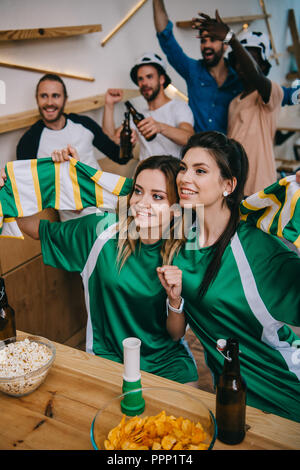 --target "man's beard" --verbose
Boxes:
[141,83,161,103]
[202,46,224,68]
[39,103,65,124]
